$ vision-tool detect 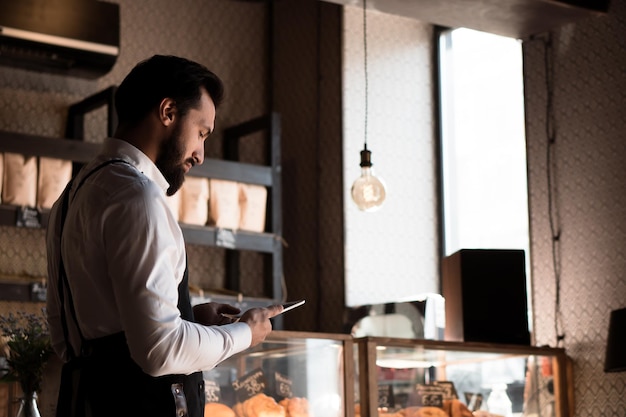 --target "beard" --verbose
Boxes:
[155,122,187,196]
